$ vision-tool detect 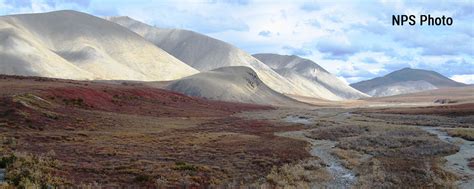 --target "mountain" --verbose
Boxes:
[365,80,437,97]
[108,16,350,100]
[253,53,368,100]
[0,10,197,81]
[164,66,302,106]
[351,68,466,97]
